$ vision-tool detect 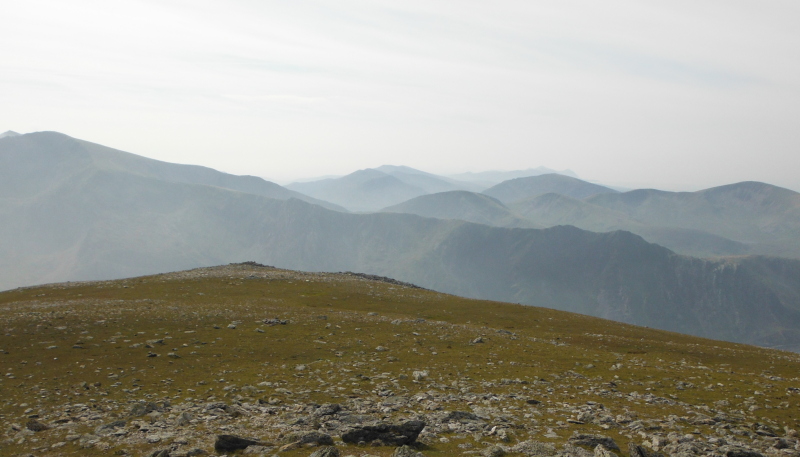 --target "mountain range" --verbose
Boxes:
[371,175,800,260]
[3,131,800,352]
